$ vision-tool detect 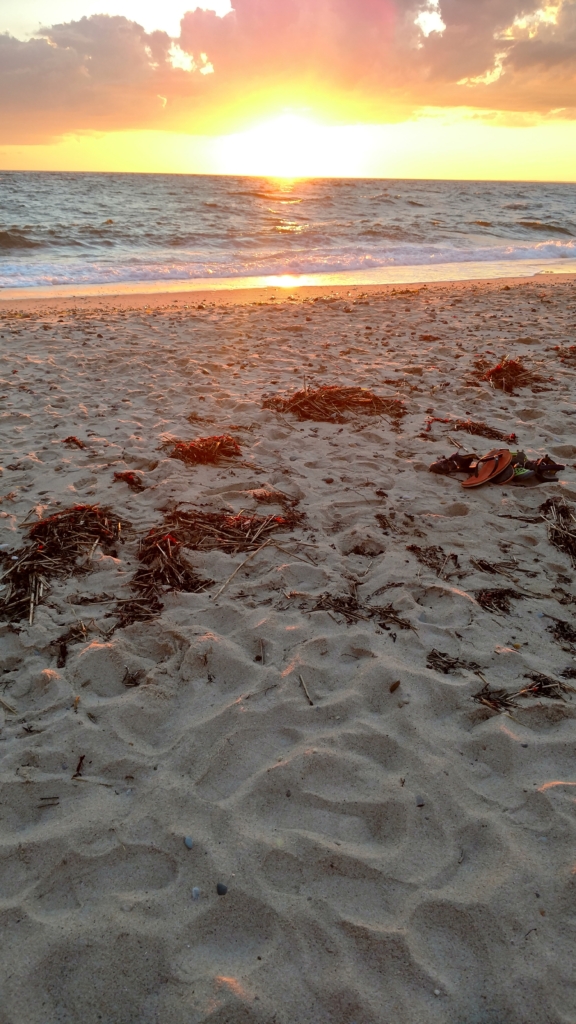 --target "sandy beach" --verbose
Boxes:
[1,274,576,1024]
